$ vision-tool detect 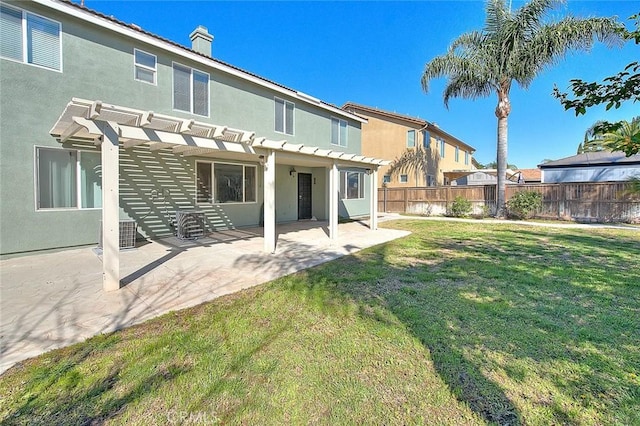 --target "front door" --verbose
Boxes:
[298,173,312,220]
